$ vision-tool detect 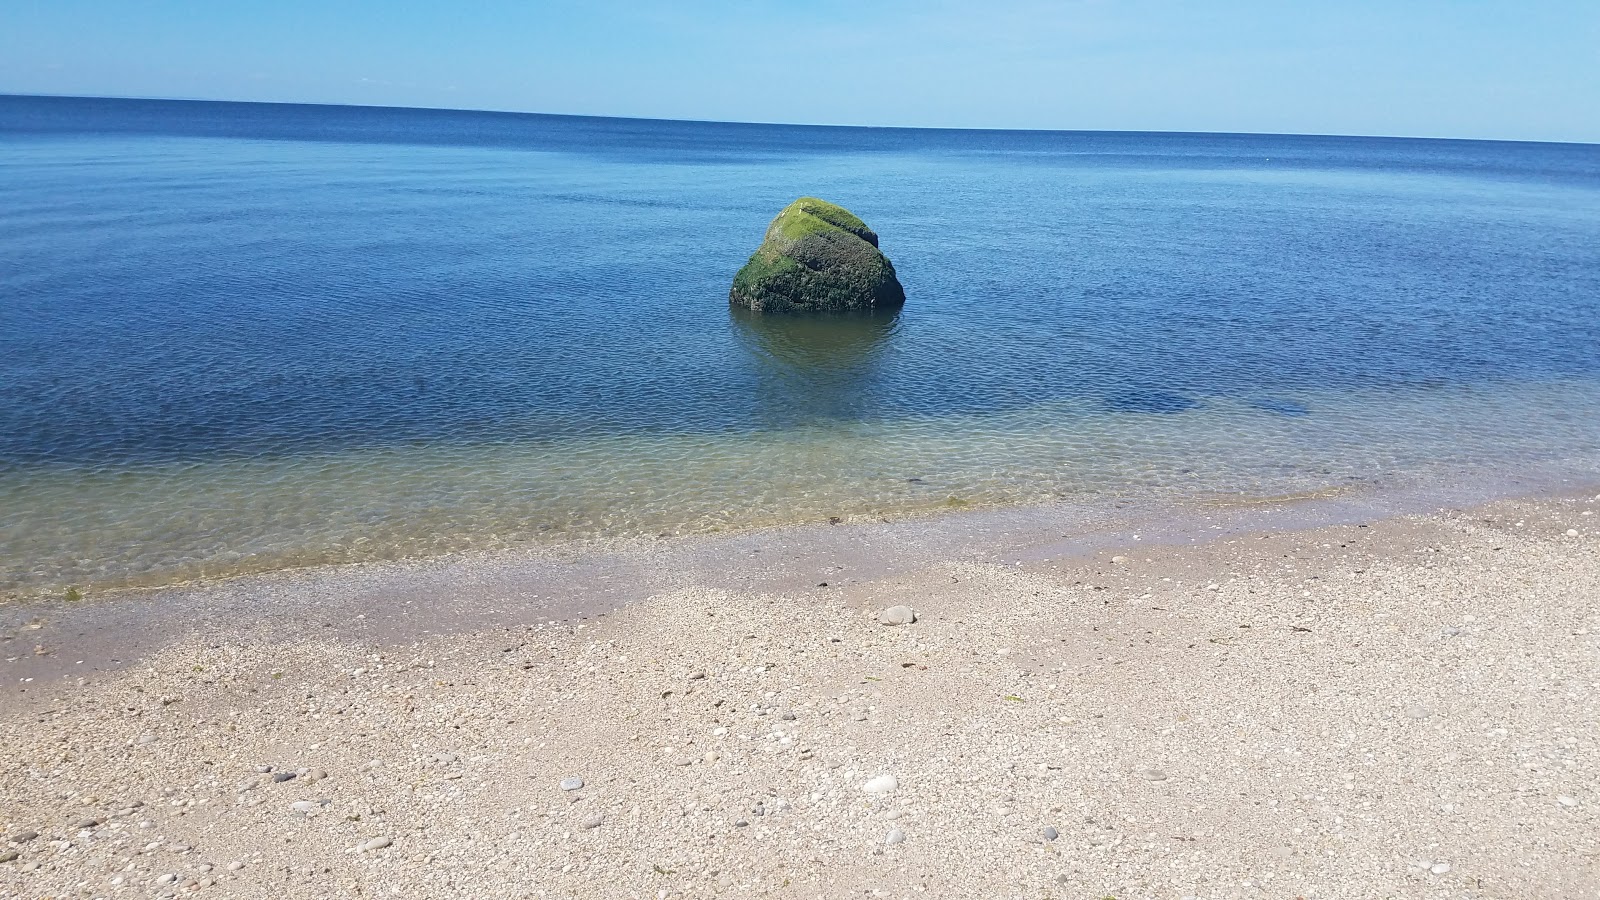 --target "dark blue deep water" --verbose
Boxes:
[4,95,1600,595]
